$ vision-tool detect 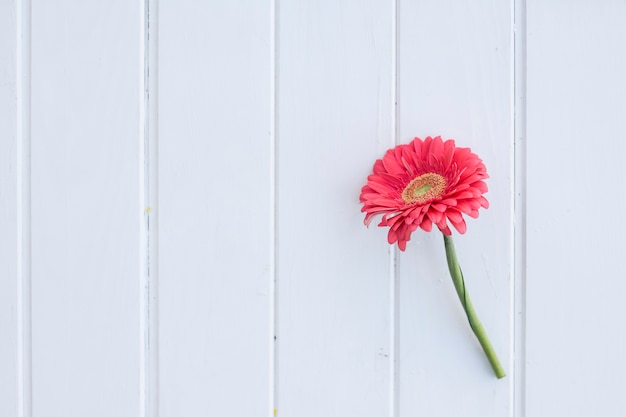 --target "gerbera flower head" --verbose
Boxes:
[360,136,489,251]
